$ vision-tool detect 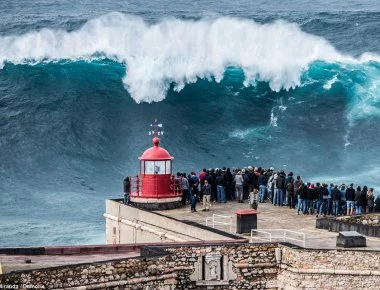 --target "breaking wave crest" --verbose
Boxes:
[2,12,379,103]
